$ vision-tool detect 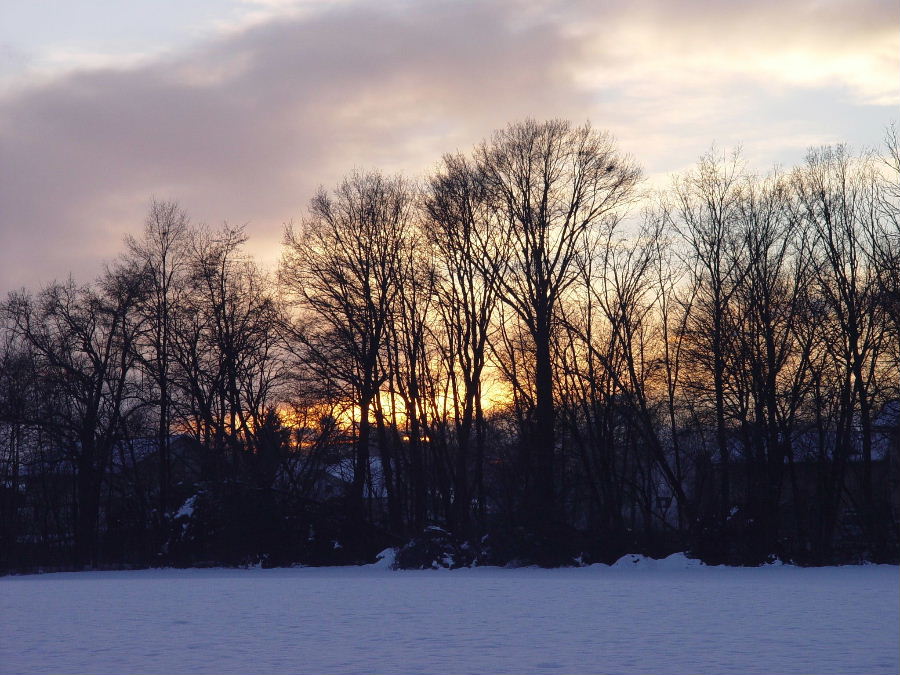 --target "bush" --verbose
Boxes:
[163,483,389,567]
[477,524,605,567]
[395,526,476,569]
